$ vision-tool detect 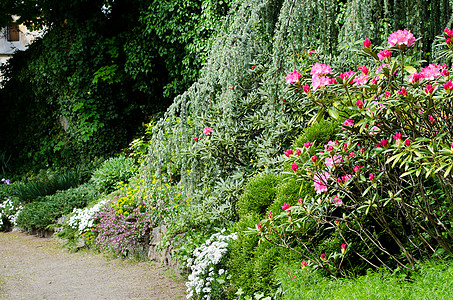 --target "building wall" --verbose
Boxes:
[0,17,44,69]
